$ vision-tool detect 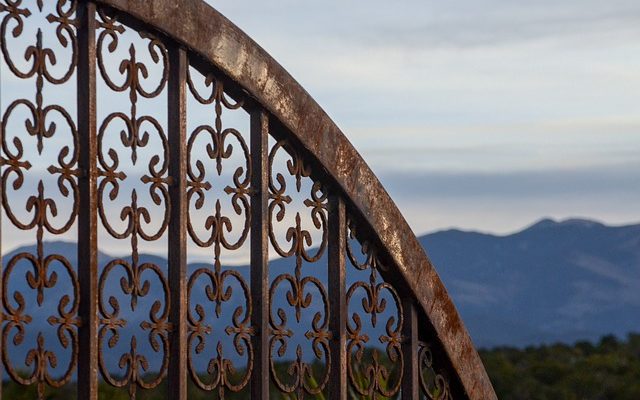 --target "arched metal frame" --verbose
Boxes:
[0,0,496,398]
